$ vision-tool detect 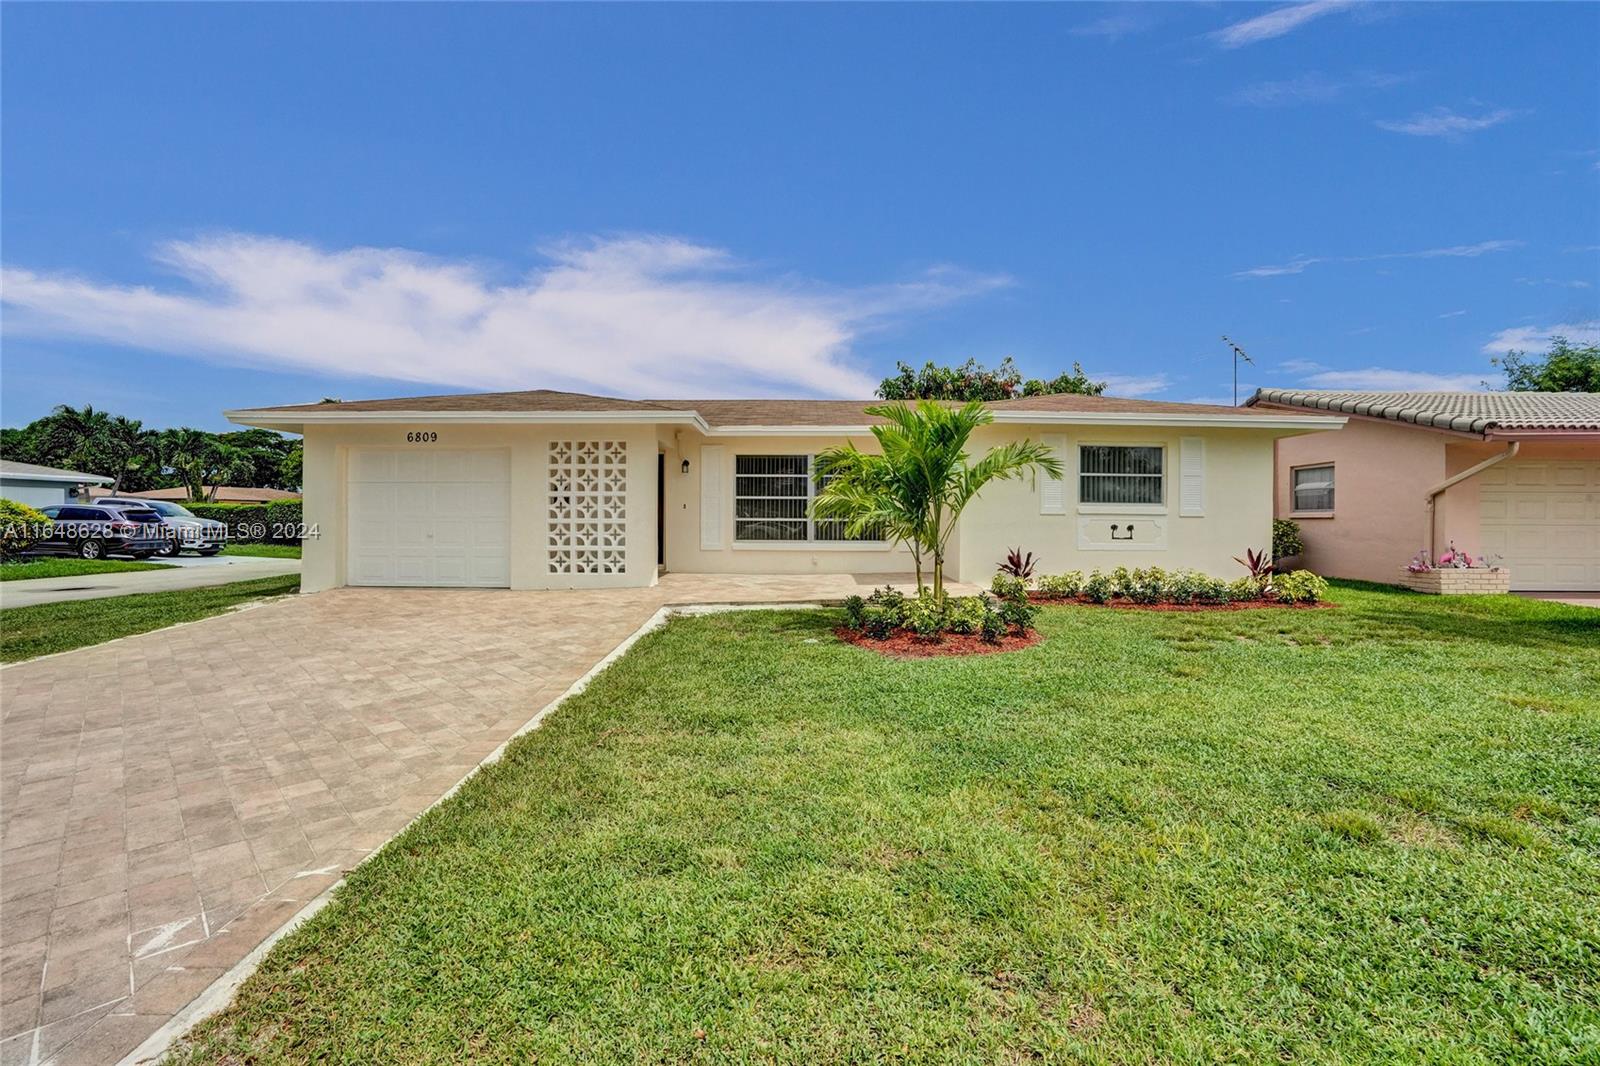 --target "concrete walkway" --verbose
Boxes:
[0,556,300,610]
[1515,591,1600,609]
[0,573,969,1065]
